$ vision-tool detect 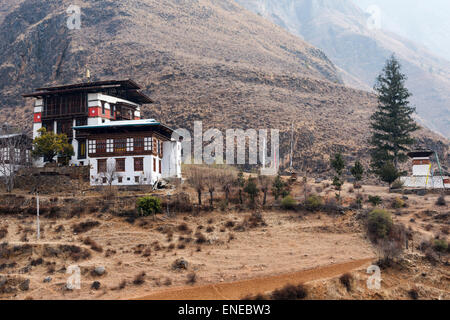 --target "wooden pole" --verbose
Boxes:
[36,193,40,240]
